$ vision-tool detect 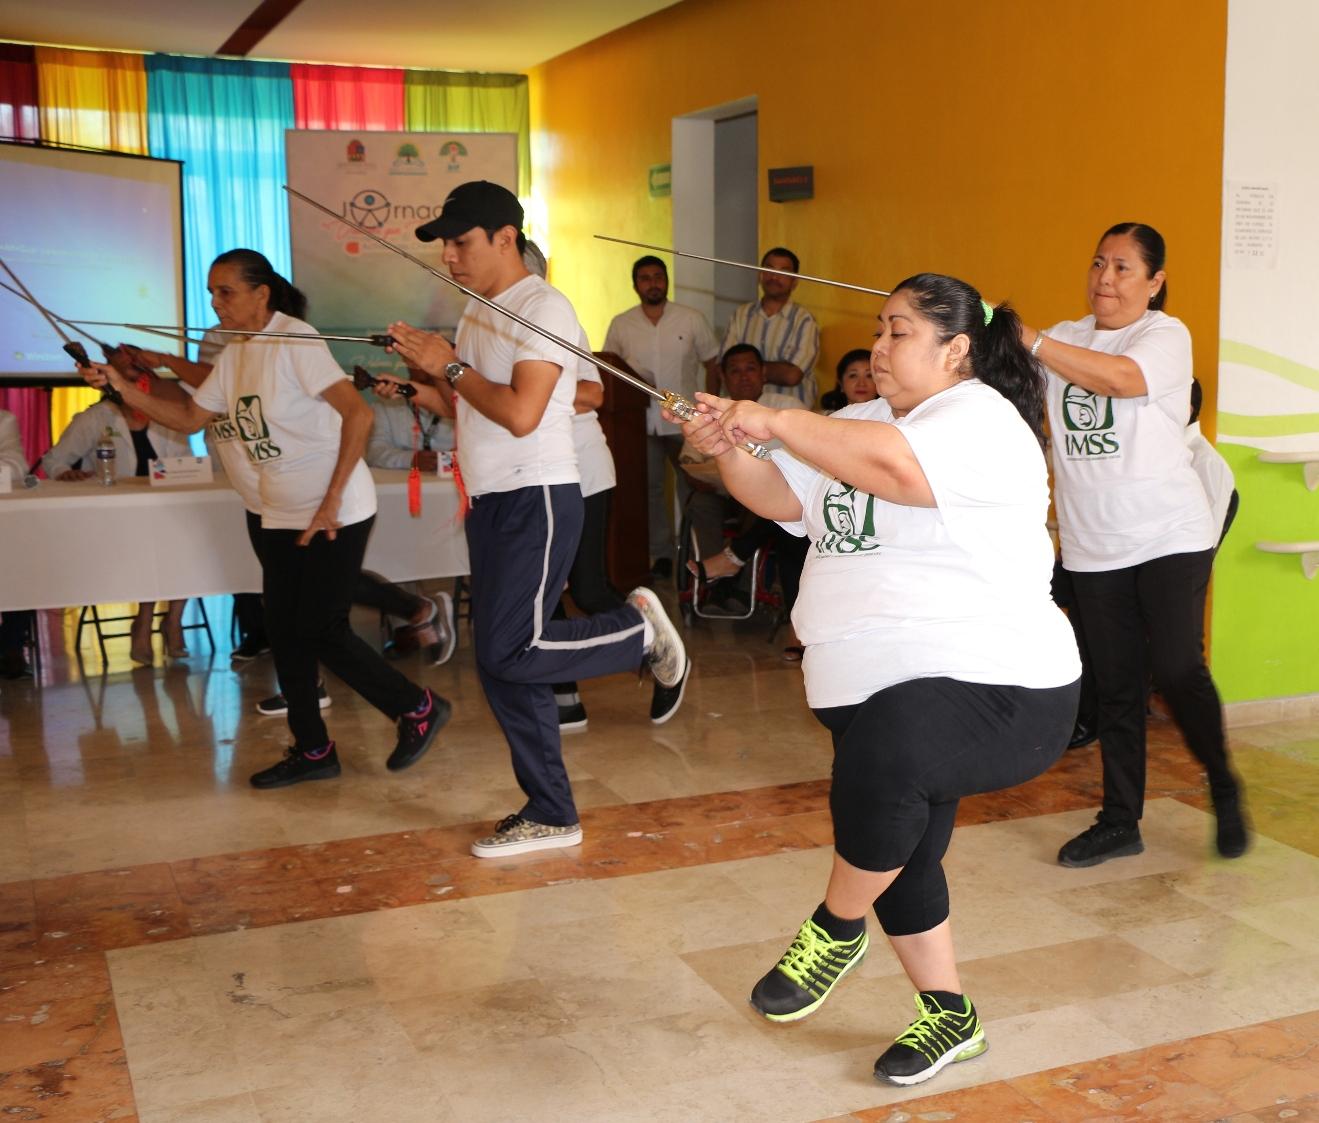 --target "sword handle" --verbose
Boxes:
[67,341,124,405]
[368,334,396,348]
[660,391,772,460]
